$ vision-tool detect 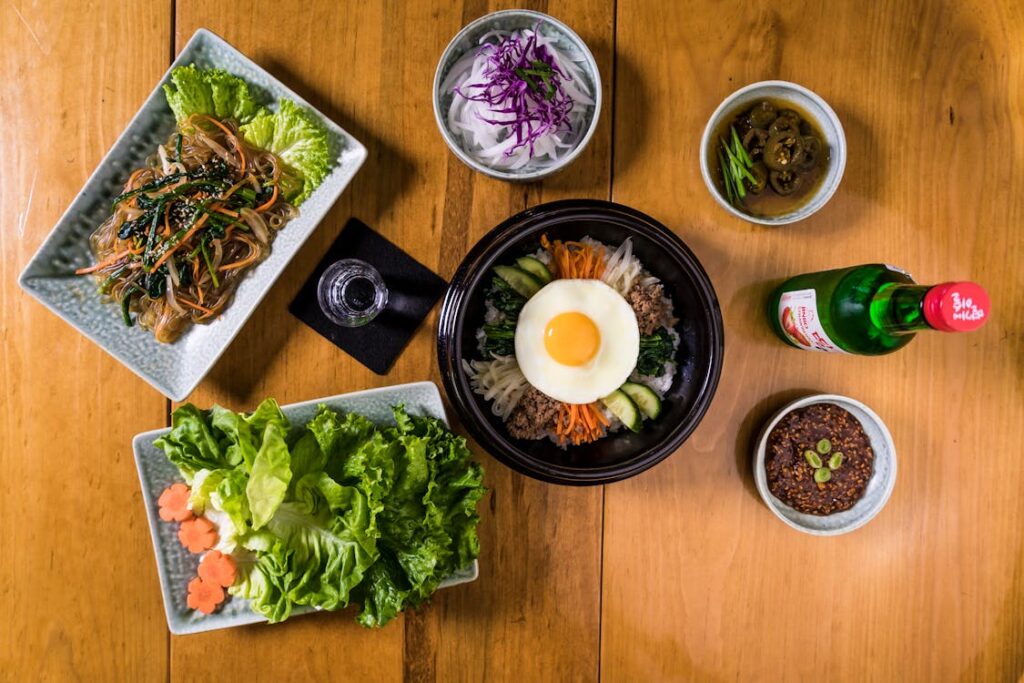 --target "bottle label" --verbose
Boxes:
[778,289,847,353]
